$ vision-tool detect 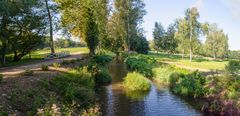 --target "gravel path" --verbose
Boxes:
[0,52,86,76]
